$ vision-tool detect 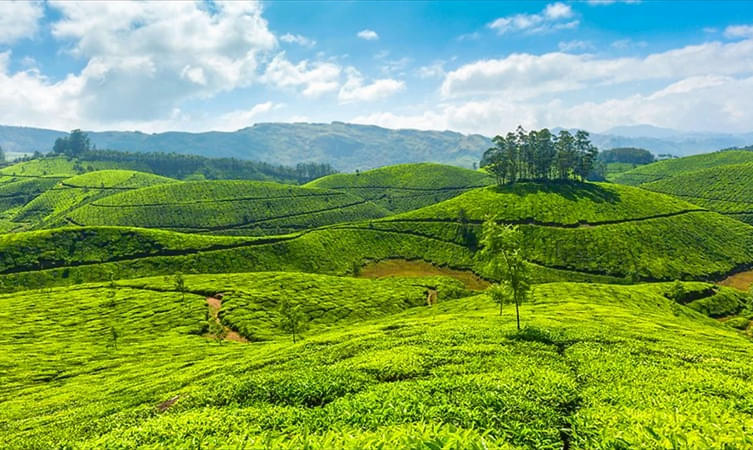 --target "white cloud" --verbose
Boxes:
[586,0,640,4]
[558,40,593,52]
[262,53,341,98]
[357,29,379,40]
[488,2,577,35]
[417,61,446,79]
[725,24,753,39]
[41,1,277,122]
[441,39,753,99]
[280,33,316,48]
[215,101,284,131]
[354,74,753,135]
[0,1,44,44]
[338,68,404,103]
